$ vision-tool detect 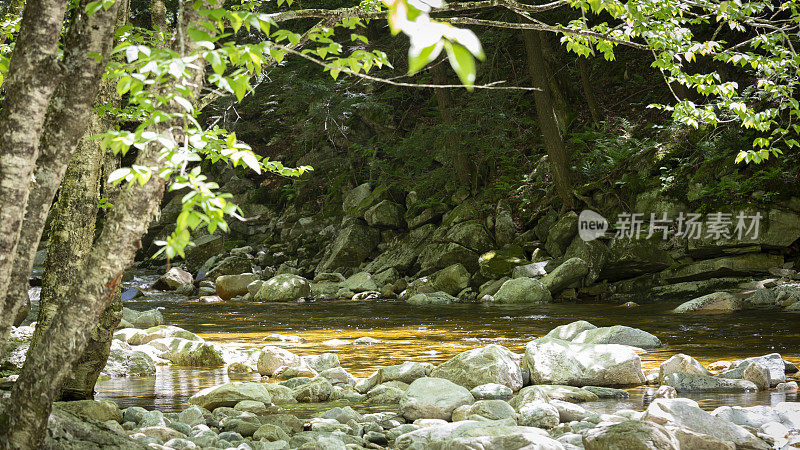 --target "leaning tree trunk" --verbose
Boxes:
[0,3,210,446]
[523,30,574,209]
[432,62,477,191]
[26,0,128,401]
[0,0,68,322]
[0,0,122,361]
[28,90,121,400]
